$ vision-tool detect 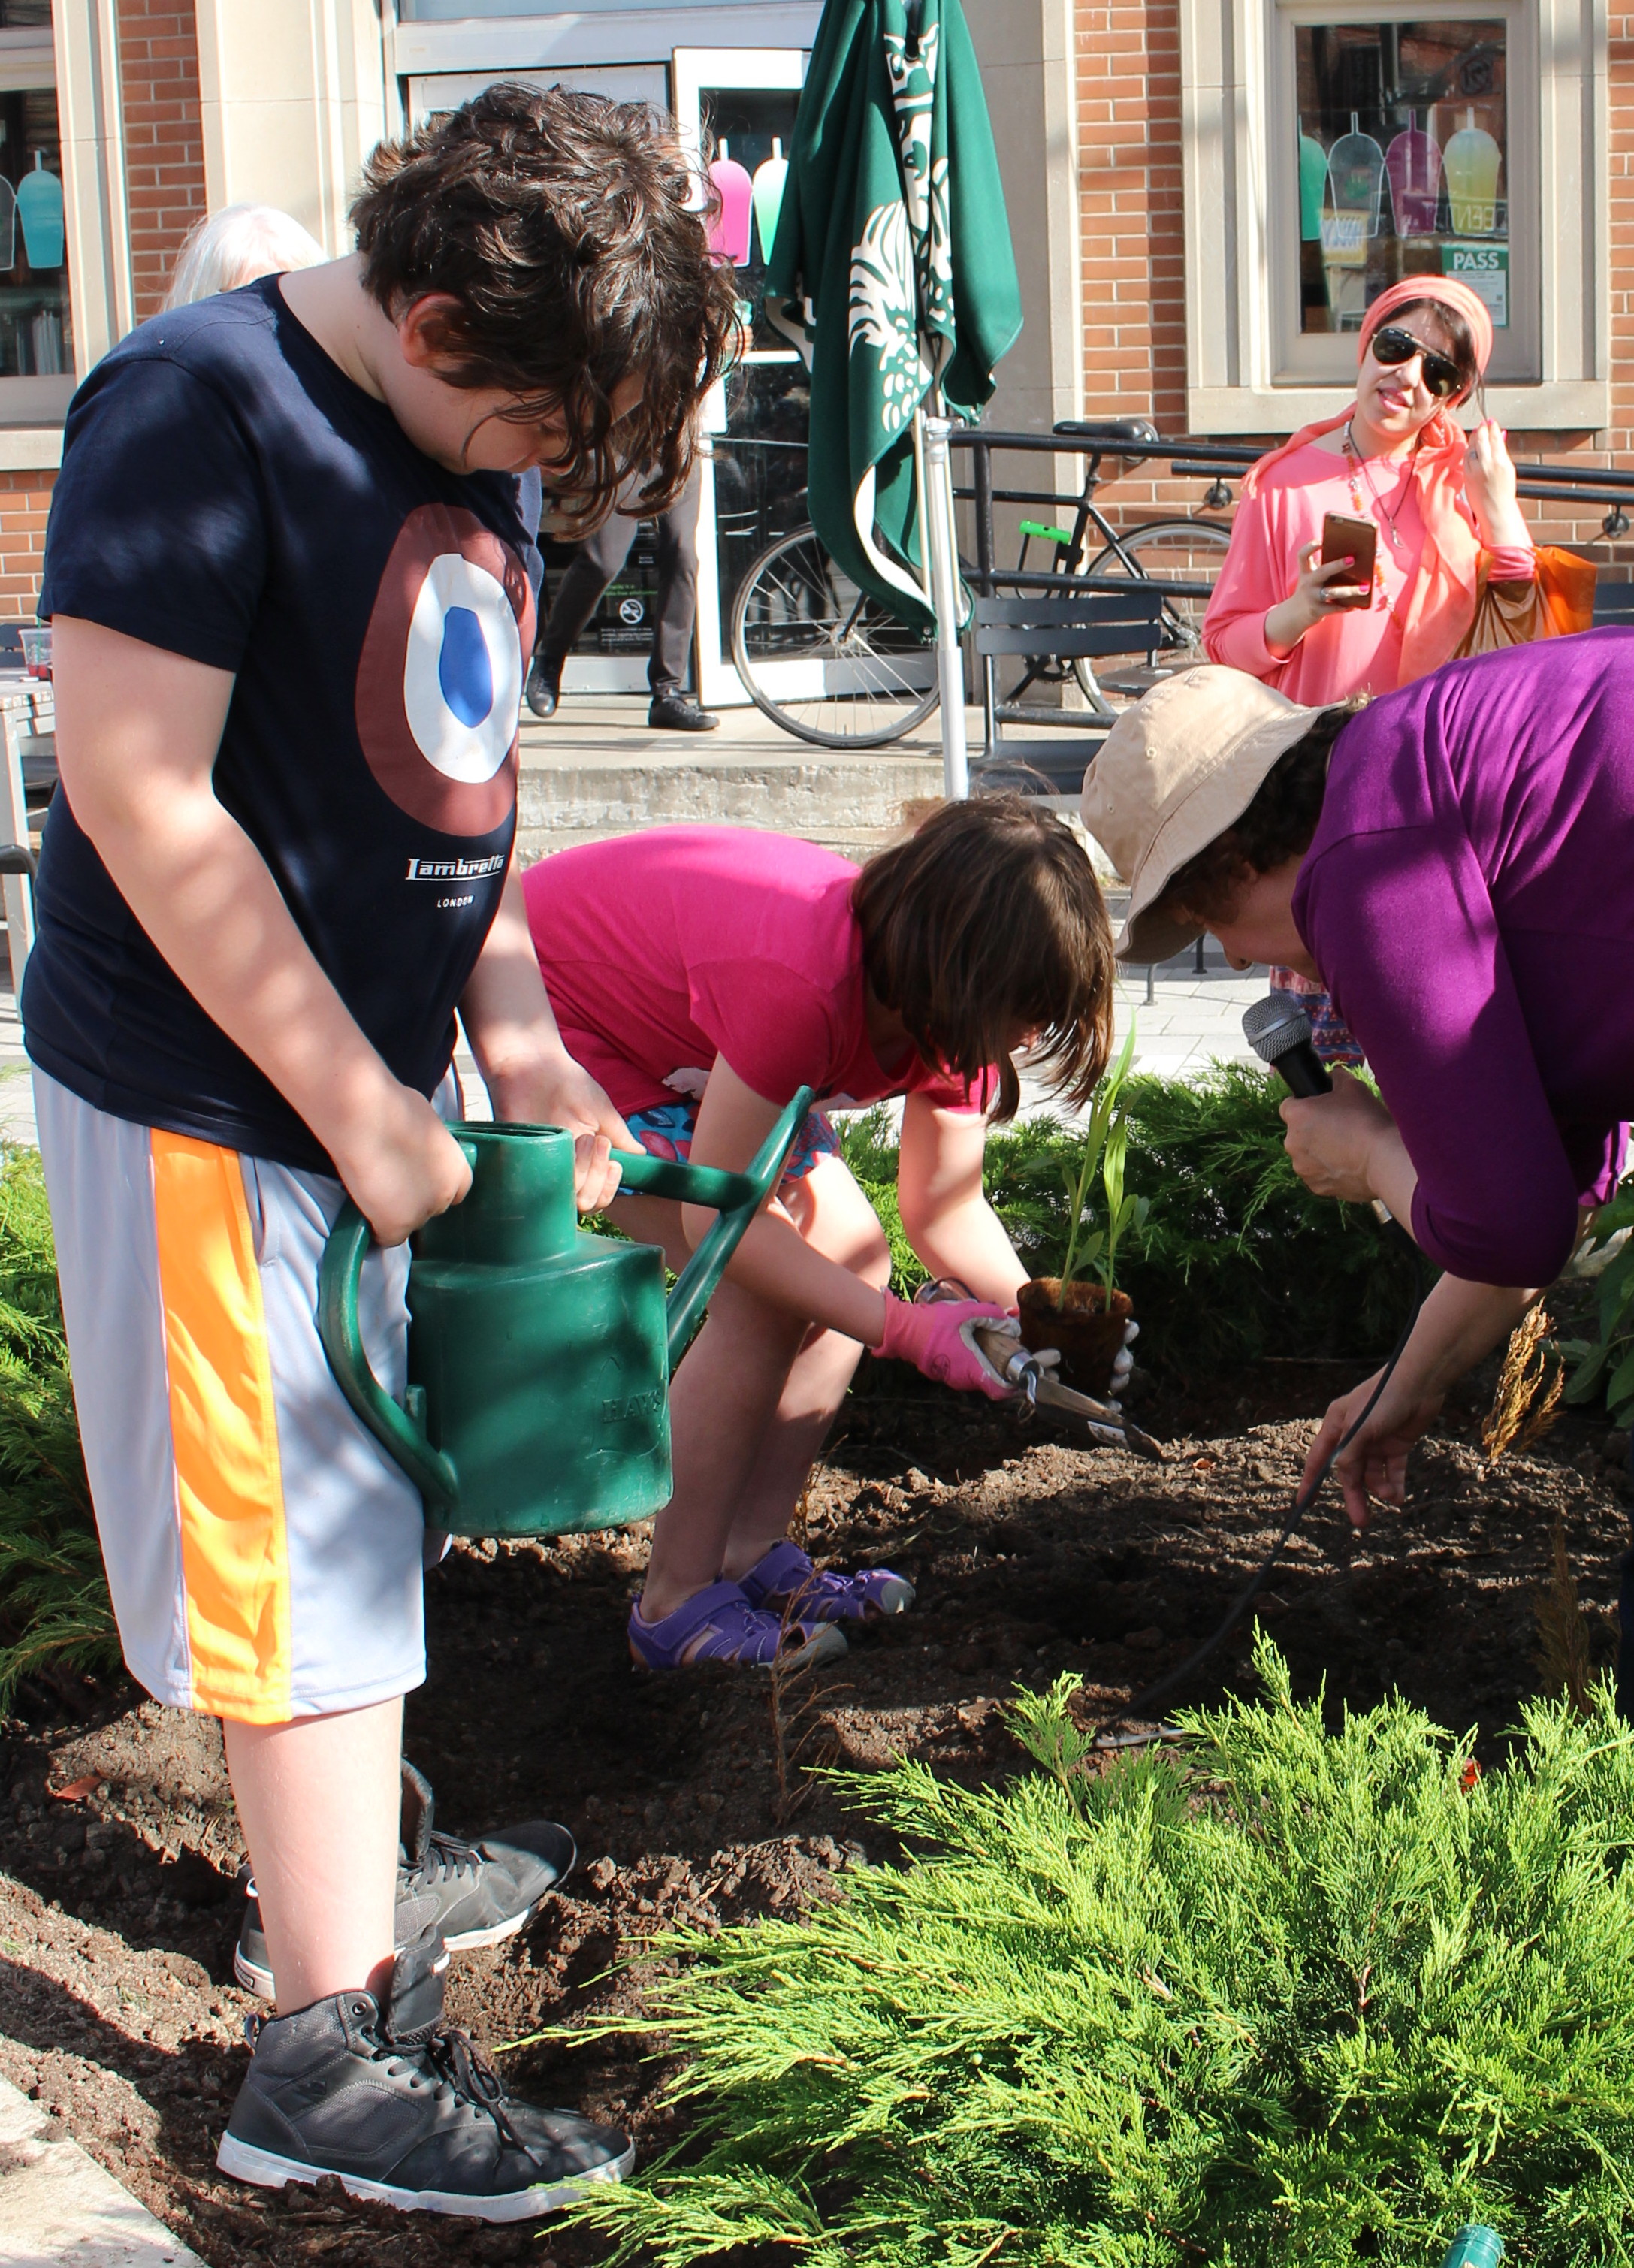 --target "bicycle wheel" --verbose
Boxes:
[1076,518,1232,699]
[730,524,941,750]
